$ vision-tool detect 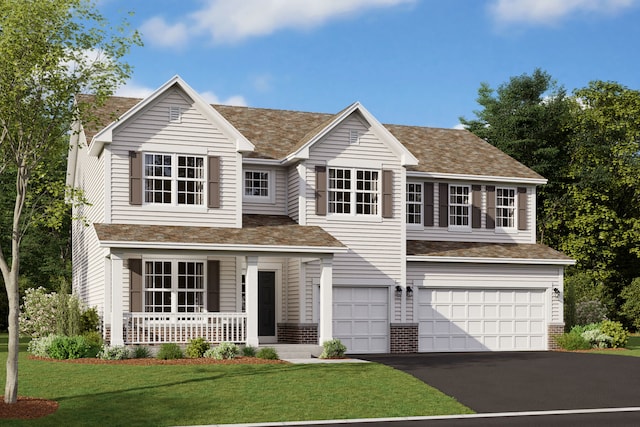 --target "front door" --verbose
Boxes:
[258,271,276,340]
